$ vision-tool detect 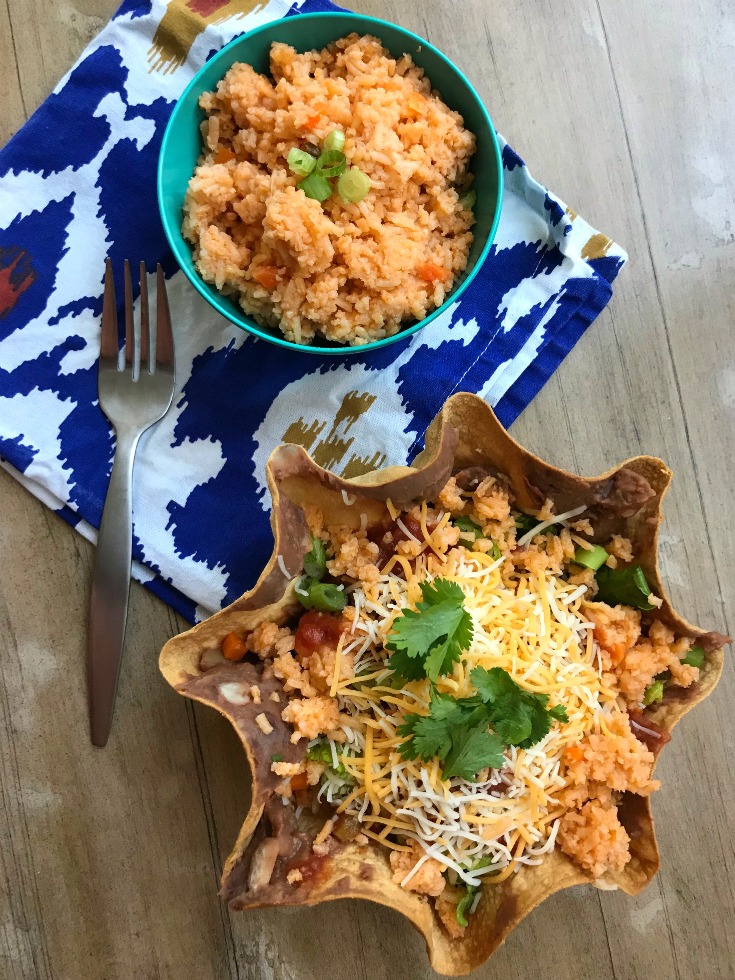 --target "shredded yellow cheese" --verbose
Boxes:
[326,545,618,885]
